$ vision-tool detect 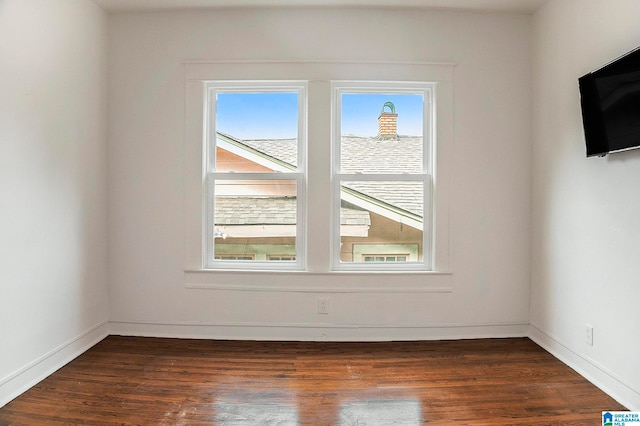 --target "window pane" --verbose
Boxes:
[215,92,298,172]
[340,93,423,174]
[215,255,255,261]
[340,180,423,263]
[267,255,296,261]
[213,179,297,262]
